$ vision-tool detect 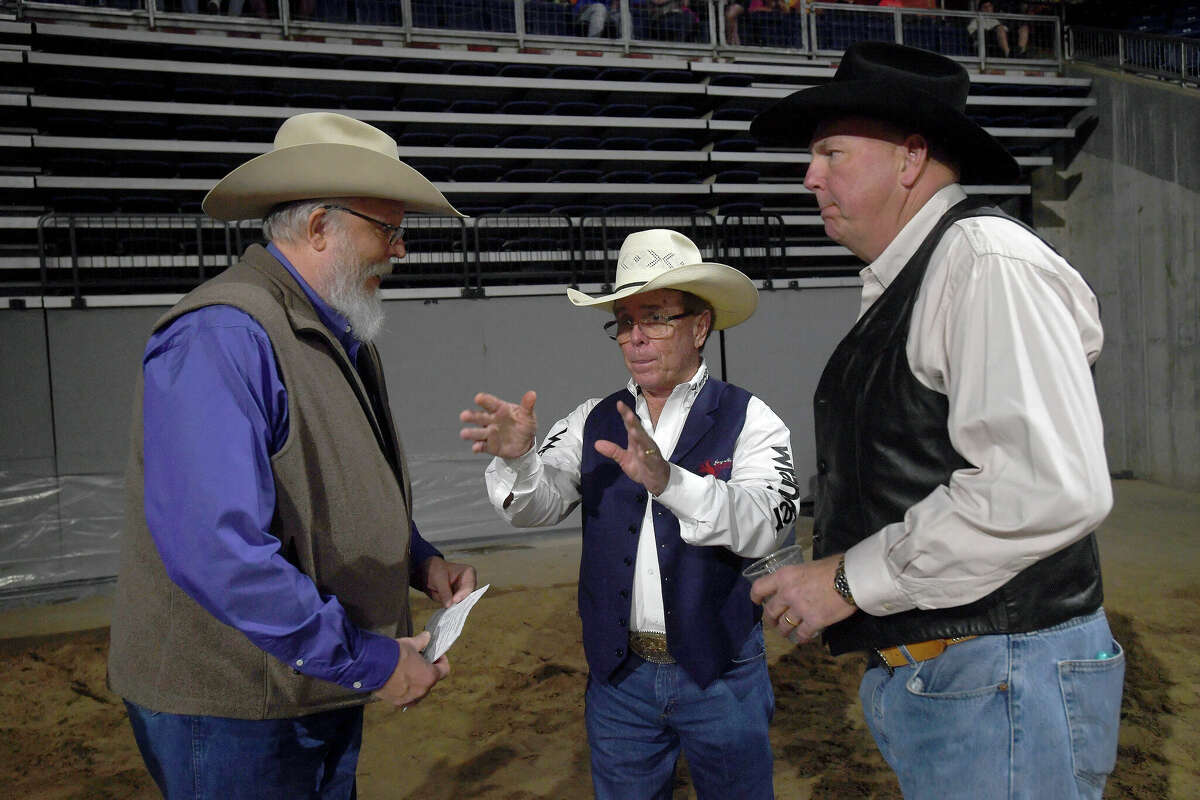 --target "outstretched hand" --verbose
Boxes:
[593,400,671,496]
[459,391,538,459]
